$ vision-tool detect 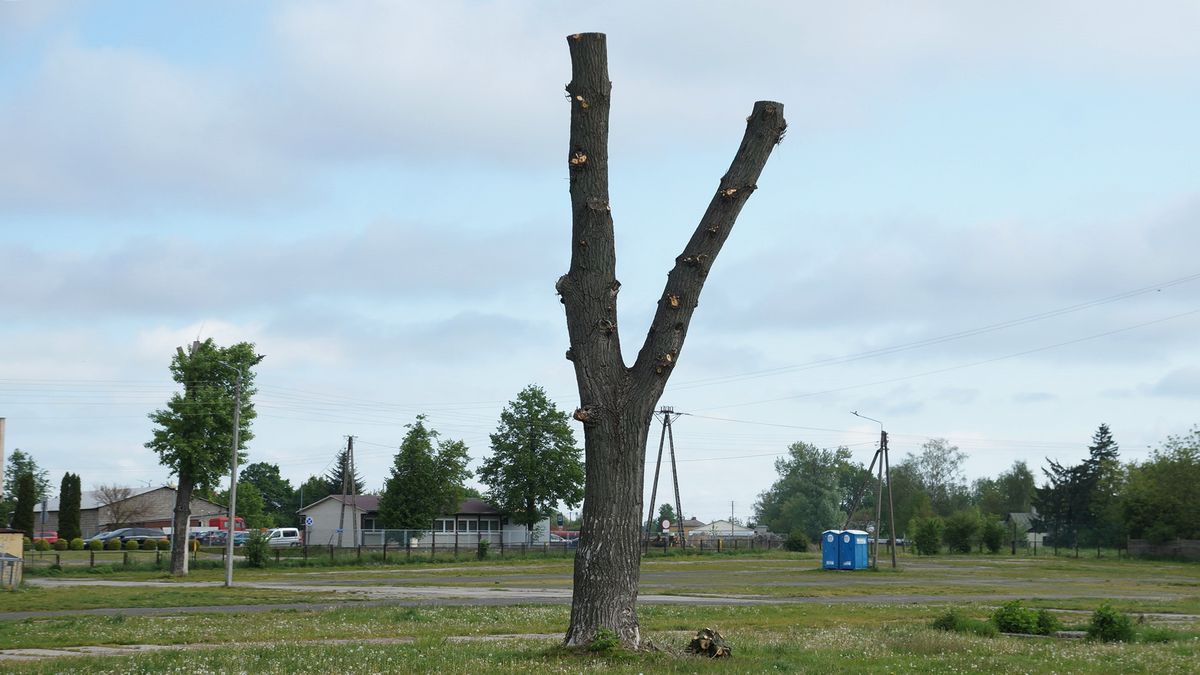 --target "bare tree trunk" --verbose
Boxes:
[170,471,194,576]
[559,32,785,648]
